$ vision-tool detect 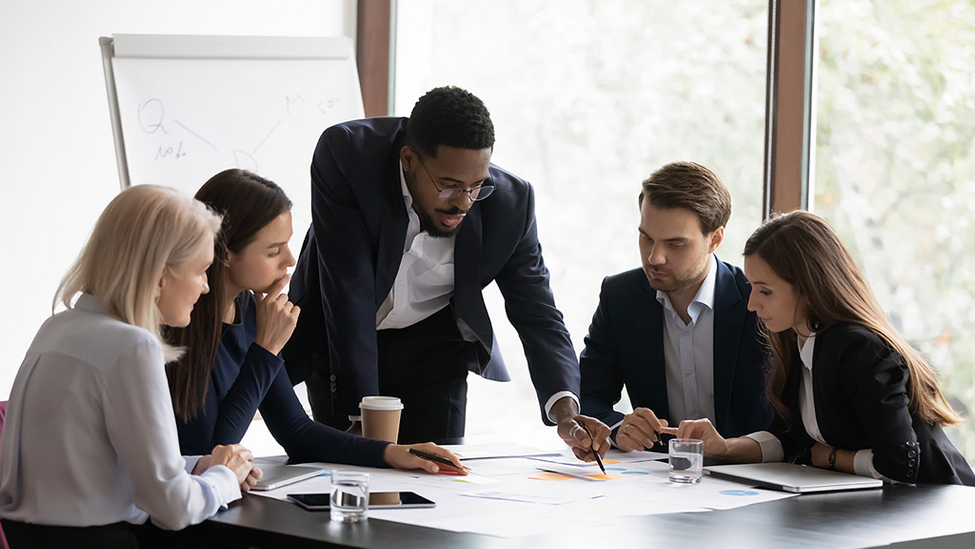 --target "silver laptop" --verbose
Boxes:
[251,464,326,491]
[704,462,883,493]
